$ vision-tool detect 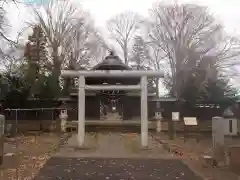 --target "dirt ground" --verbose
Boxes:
[152,132,240,180]
[0,132,69,180]
[1,131,239,180]
[36,132,203,180]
